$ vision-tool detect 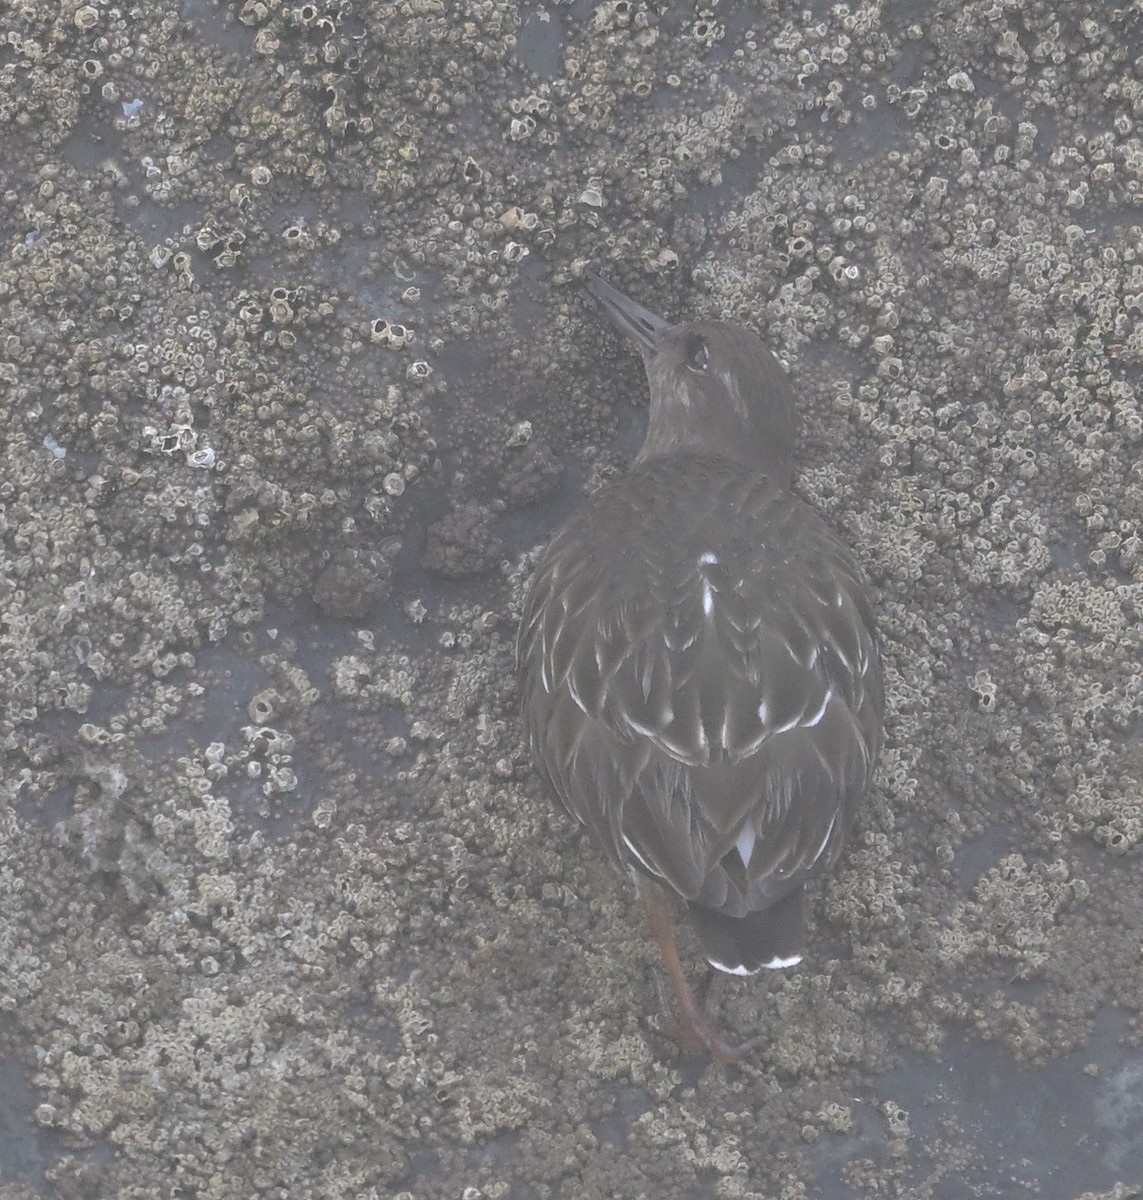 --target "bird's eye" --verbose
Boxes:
[683,333,709,373]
